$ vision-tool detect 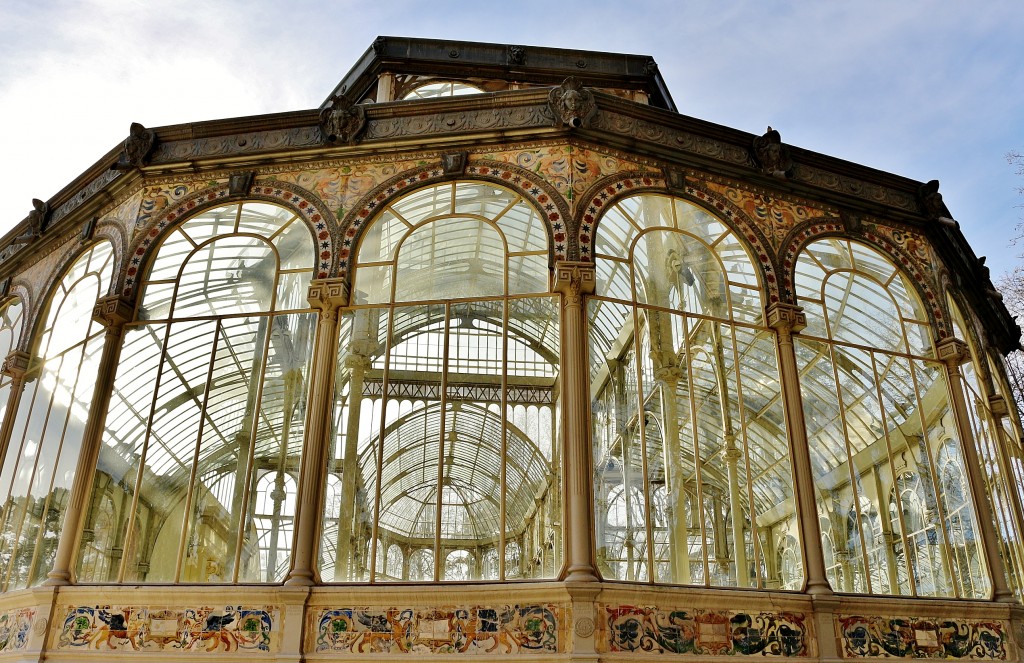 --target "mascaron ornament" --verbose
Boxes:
[320,93,367,145]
